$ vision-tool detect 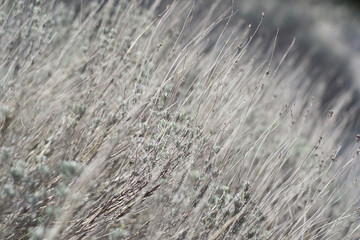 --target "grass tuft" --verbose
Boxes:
[0,0,359,239]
